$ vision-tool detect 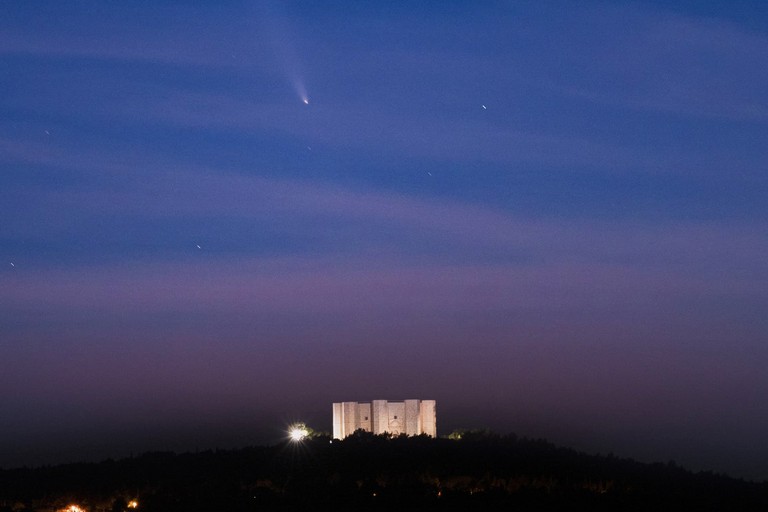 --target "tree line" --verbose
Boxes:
[1,430,766,511]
